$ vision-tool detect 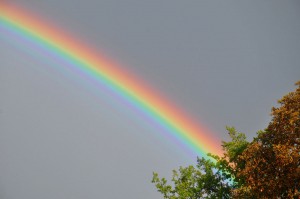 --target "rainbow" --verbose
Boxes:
[0,3,222,158]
